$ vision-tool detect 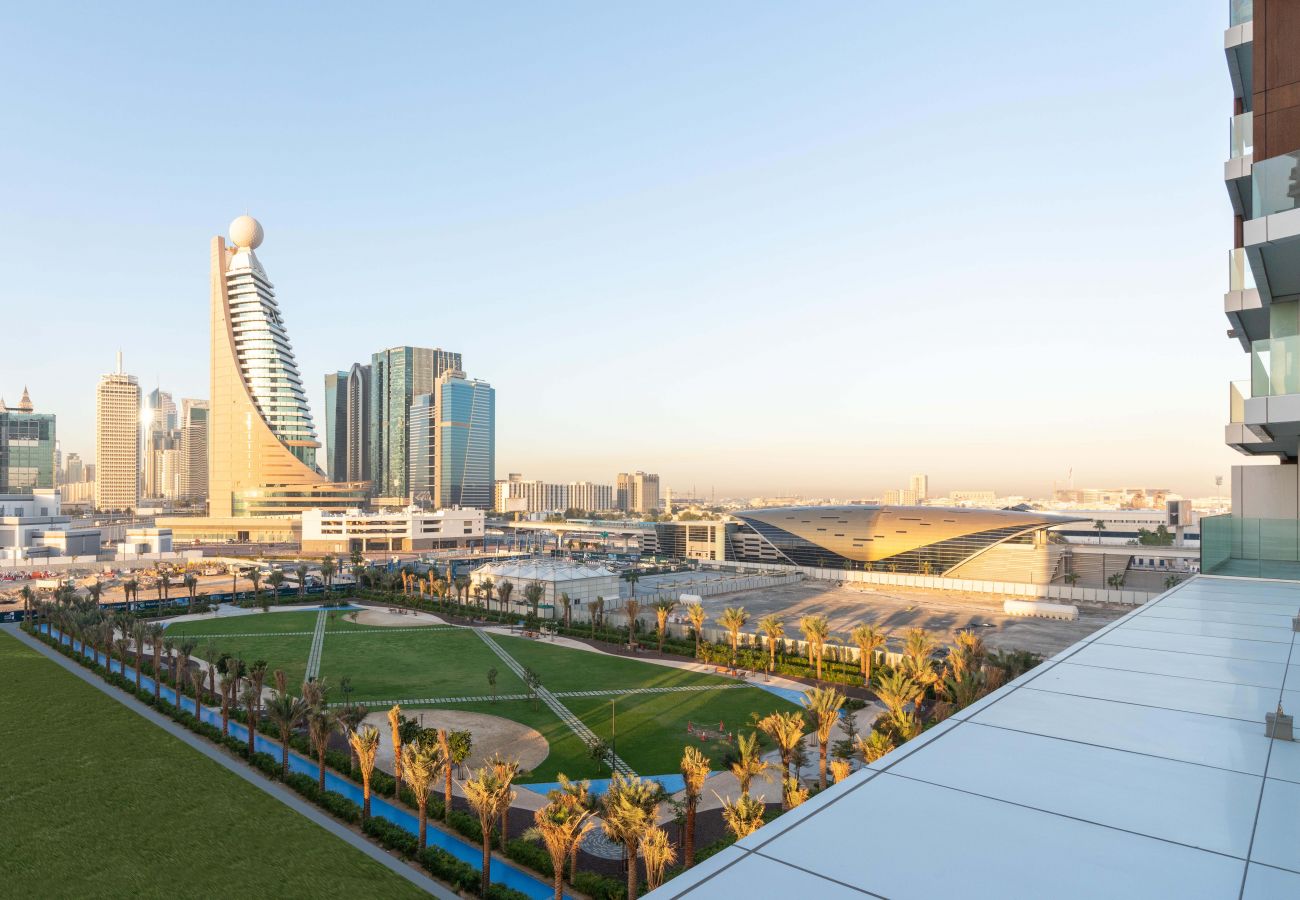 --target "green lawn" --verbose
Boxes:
[566,687,797,775]
[154,612,800,779]
[165,632,314,689]
[318,630,526,701]
[493,634,733,692]
[0,630,428,898]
